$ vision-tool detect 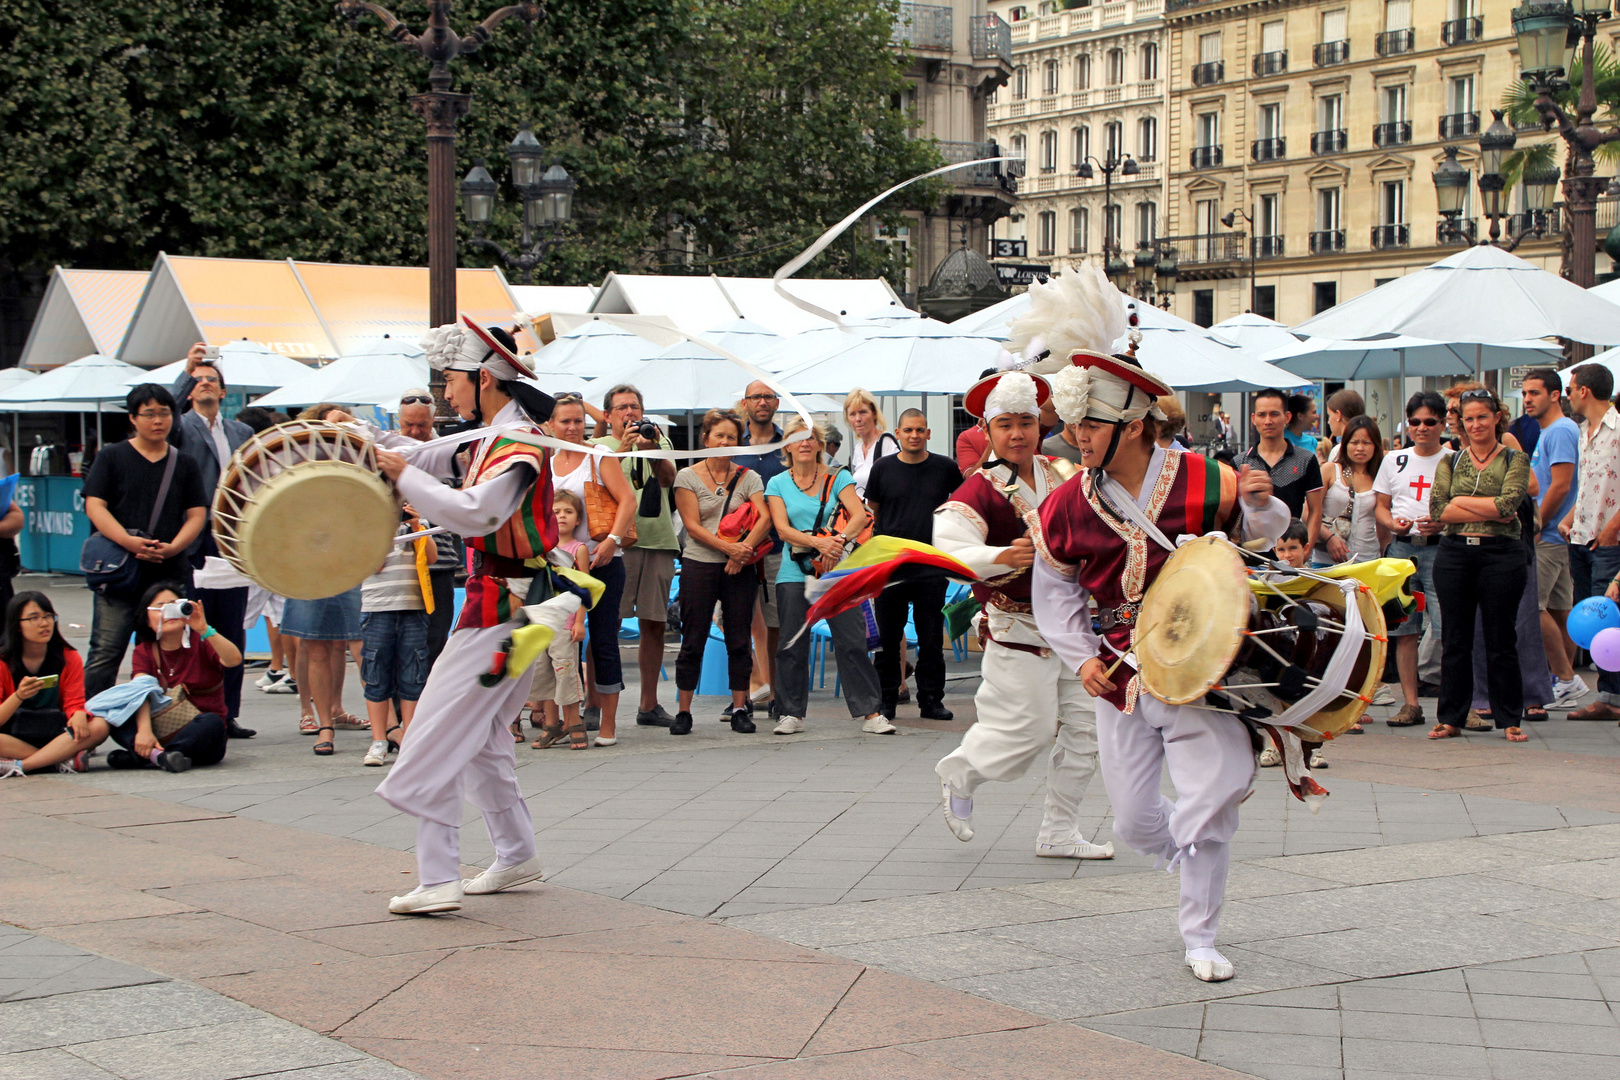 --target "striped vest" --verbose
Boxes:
[456,433,557,631]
